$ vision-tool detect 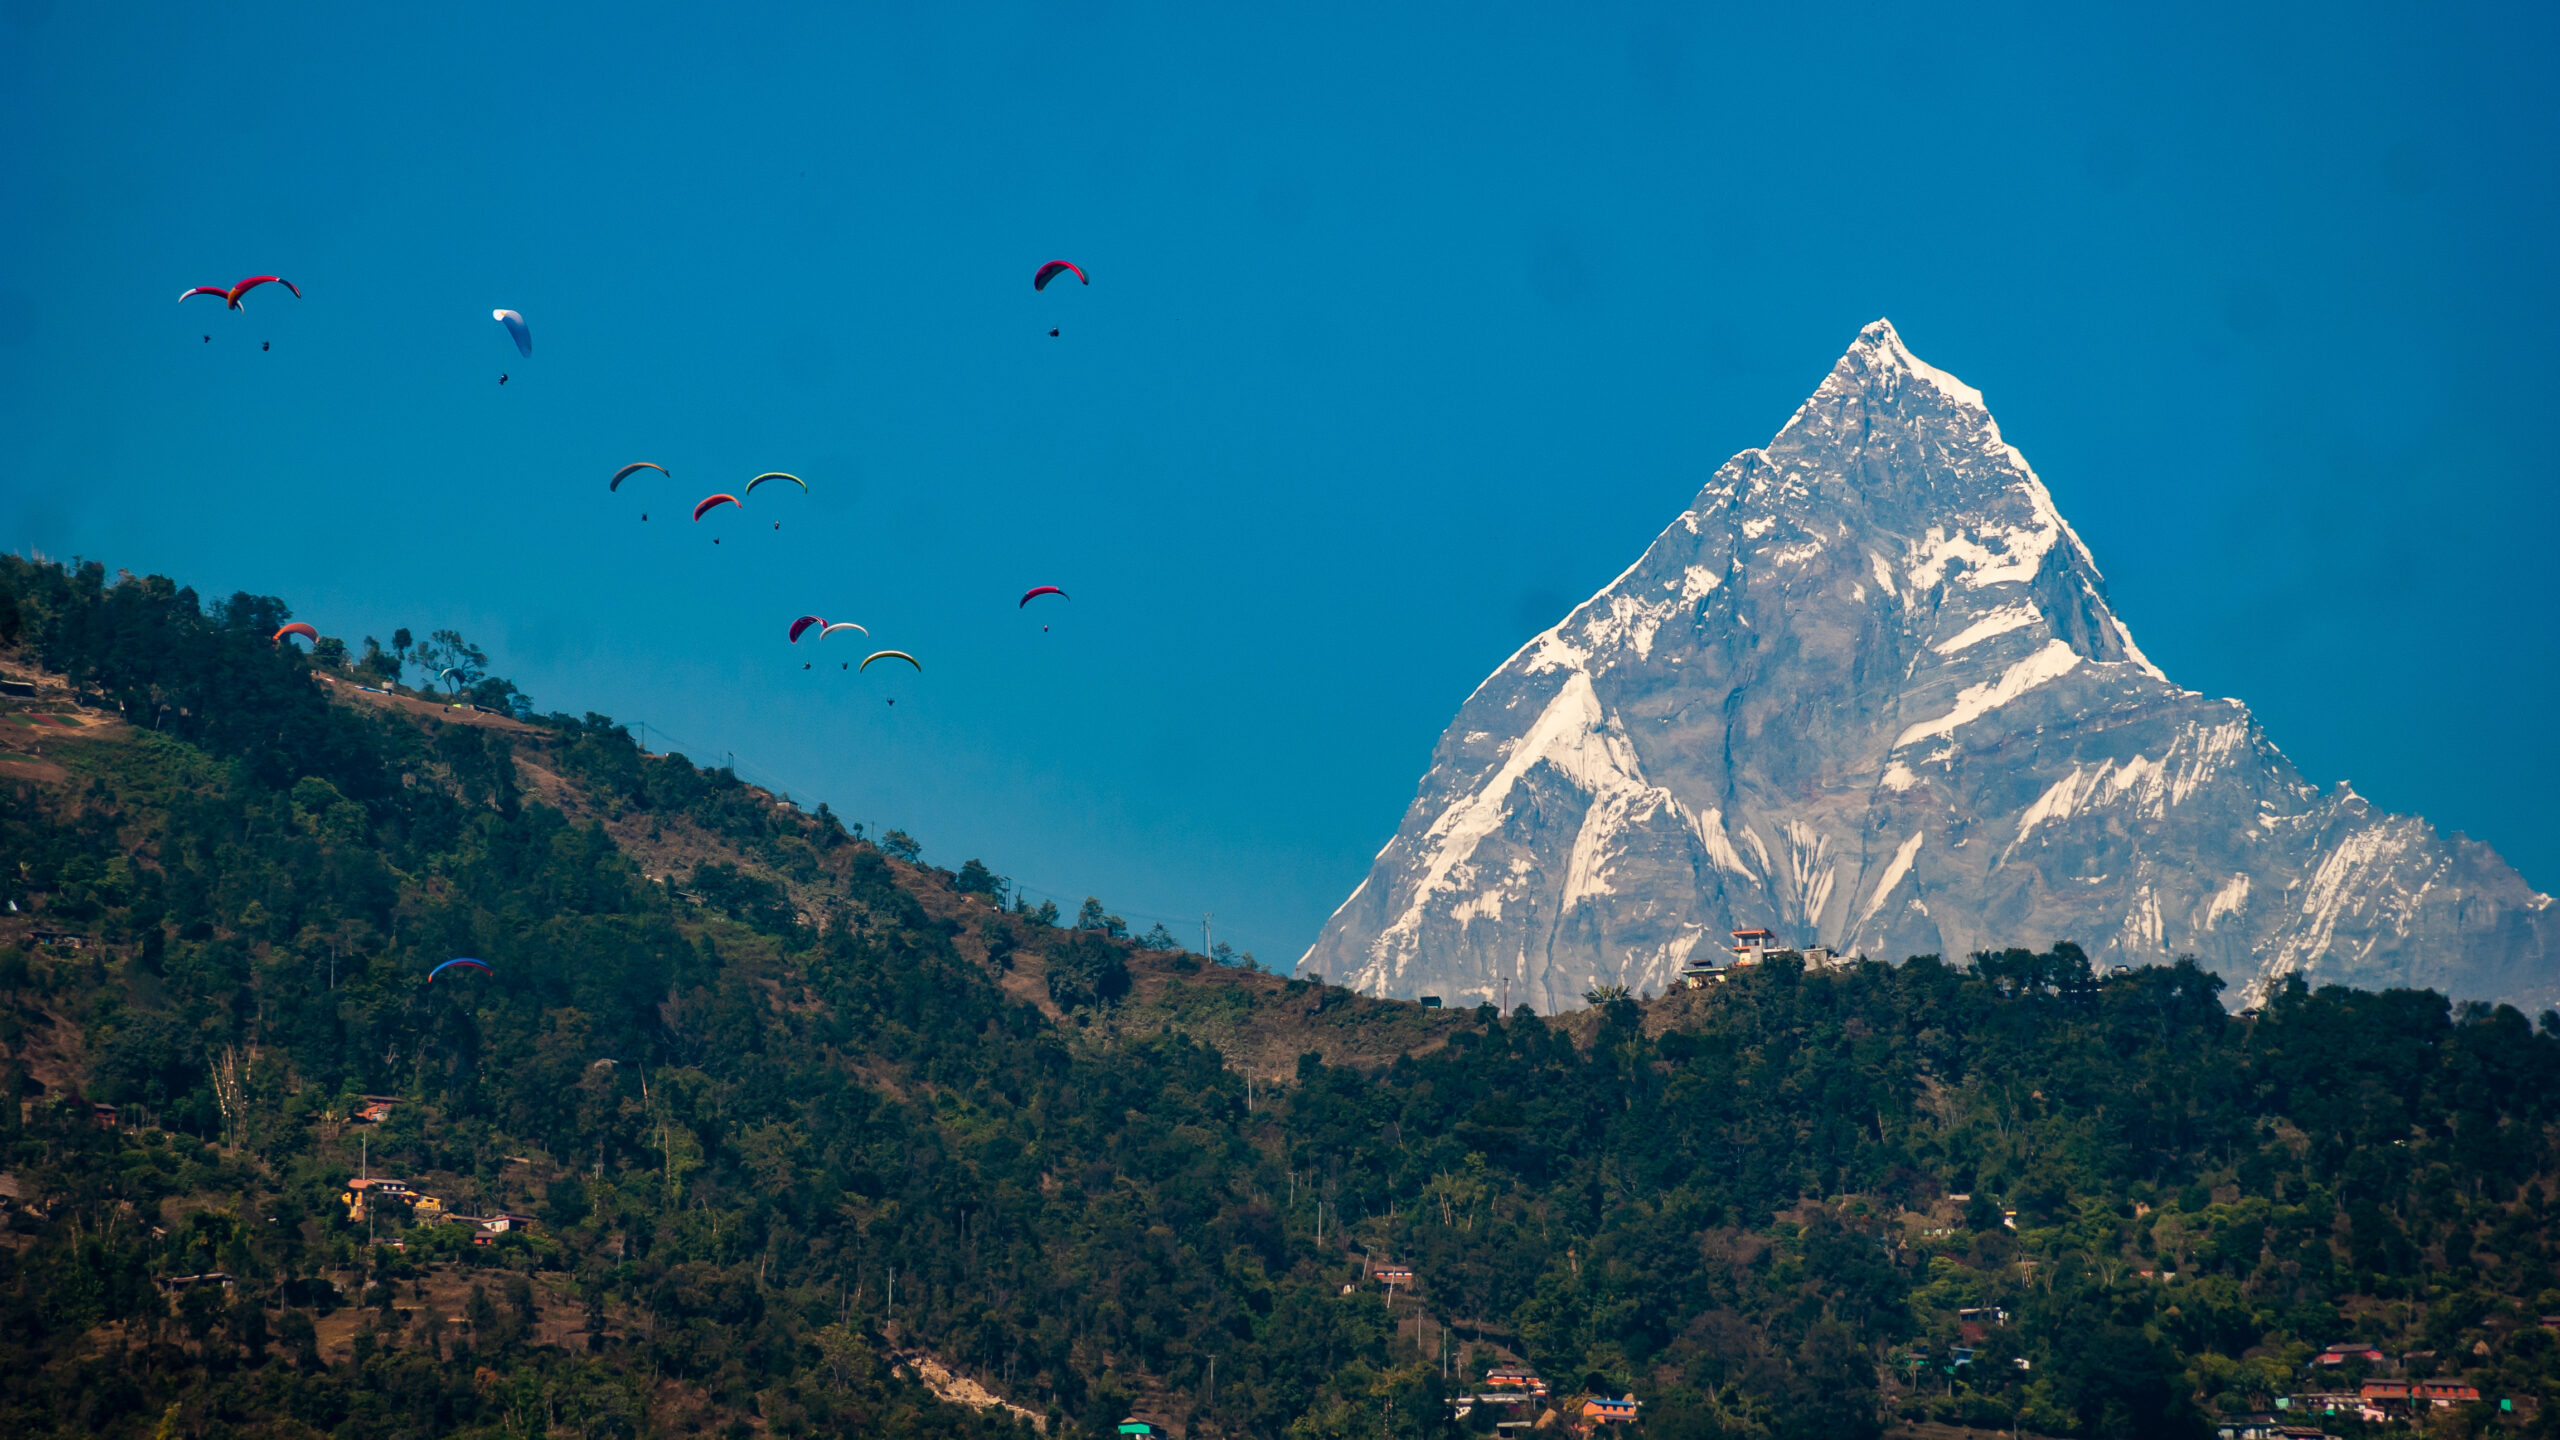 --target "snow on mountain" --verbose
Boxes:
[1301,321,2557,1013]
